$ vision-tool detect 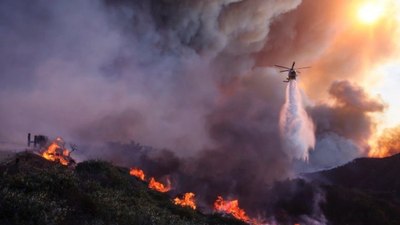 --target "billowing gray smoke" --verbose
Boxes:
[301,80,386,171]
[0,0,300,153]
[0,0,387,222]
